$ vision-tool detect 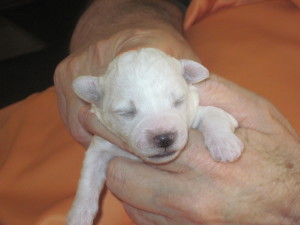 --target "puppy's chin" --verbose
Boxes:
[137,149,182,164]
